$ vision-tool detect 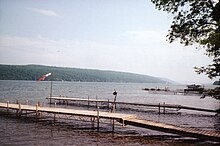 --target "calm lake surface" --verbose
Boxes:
[0,80,220,146]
